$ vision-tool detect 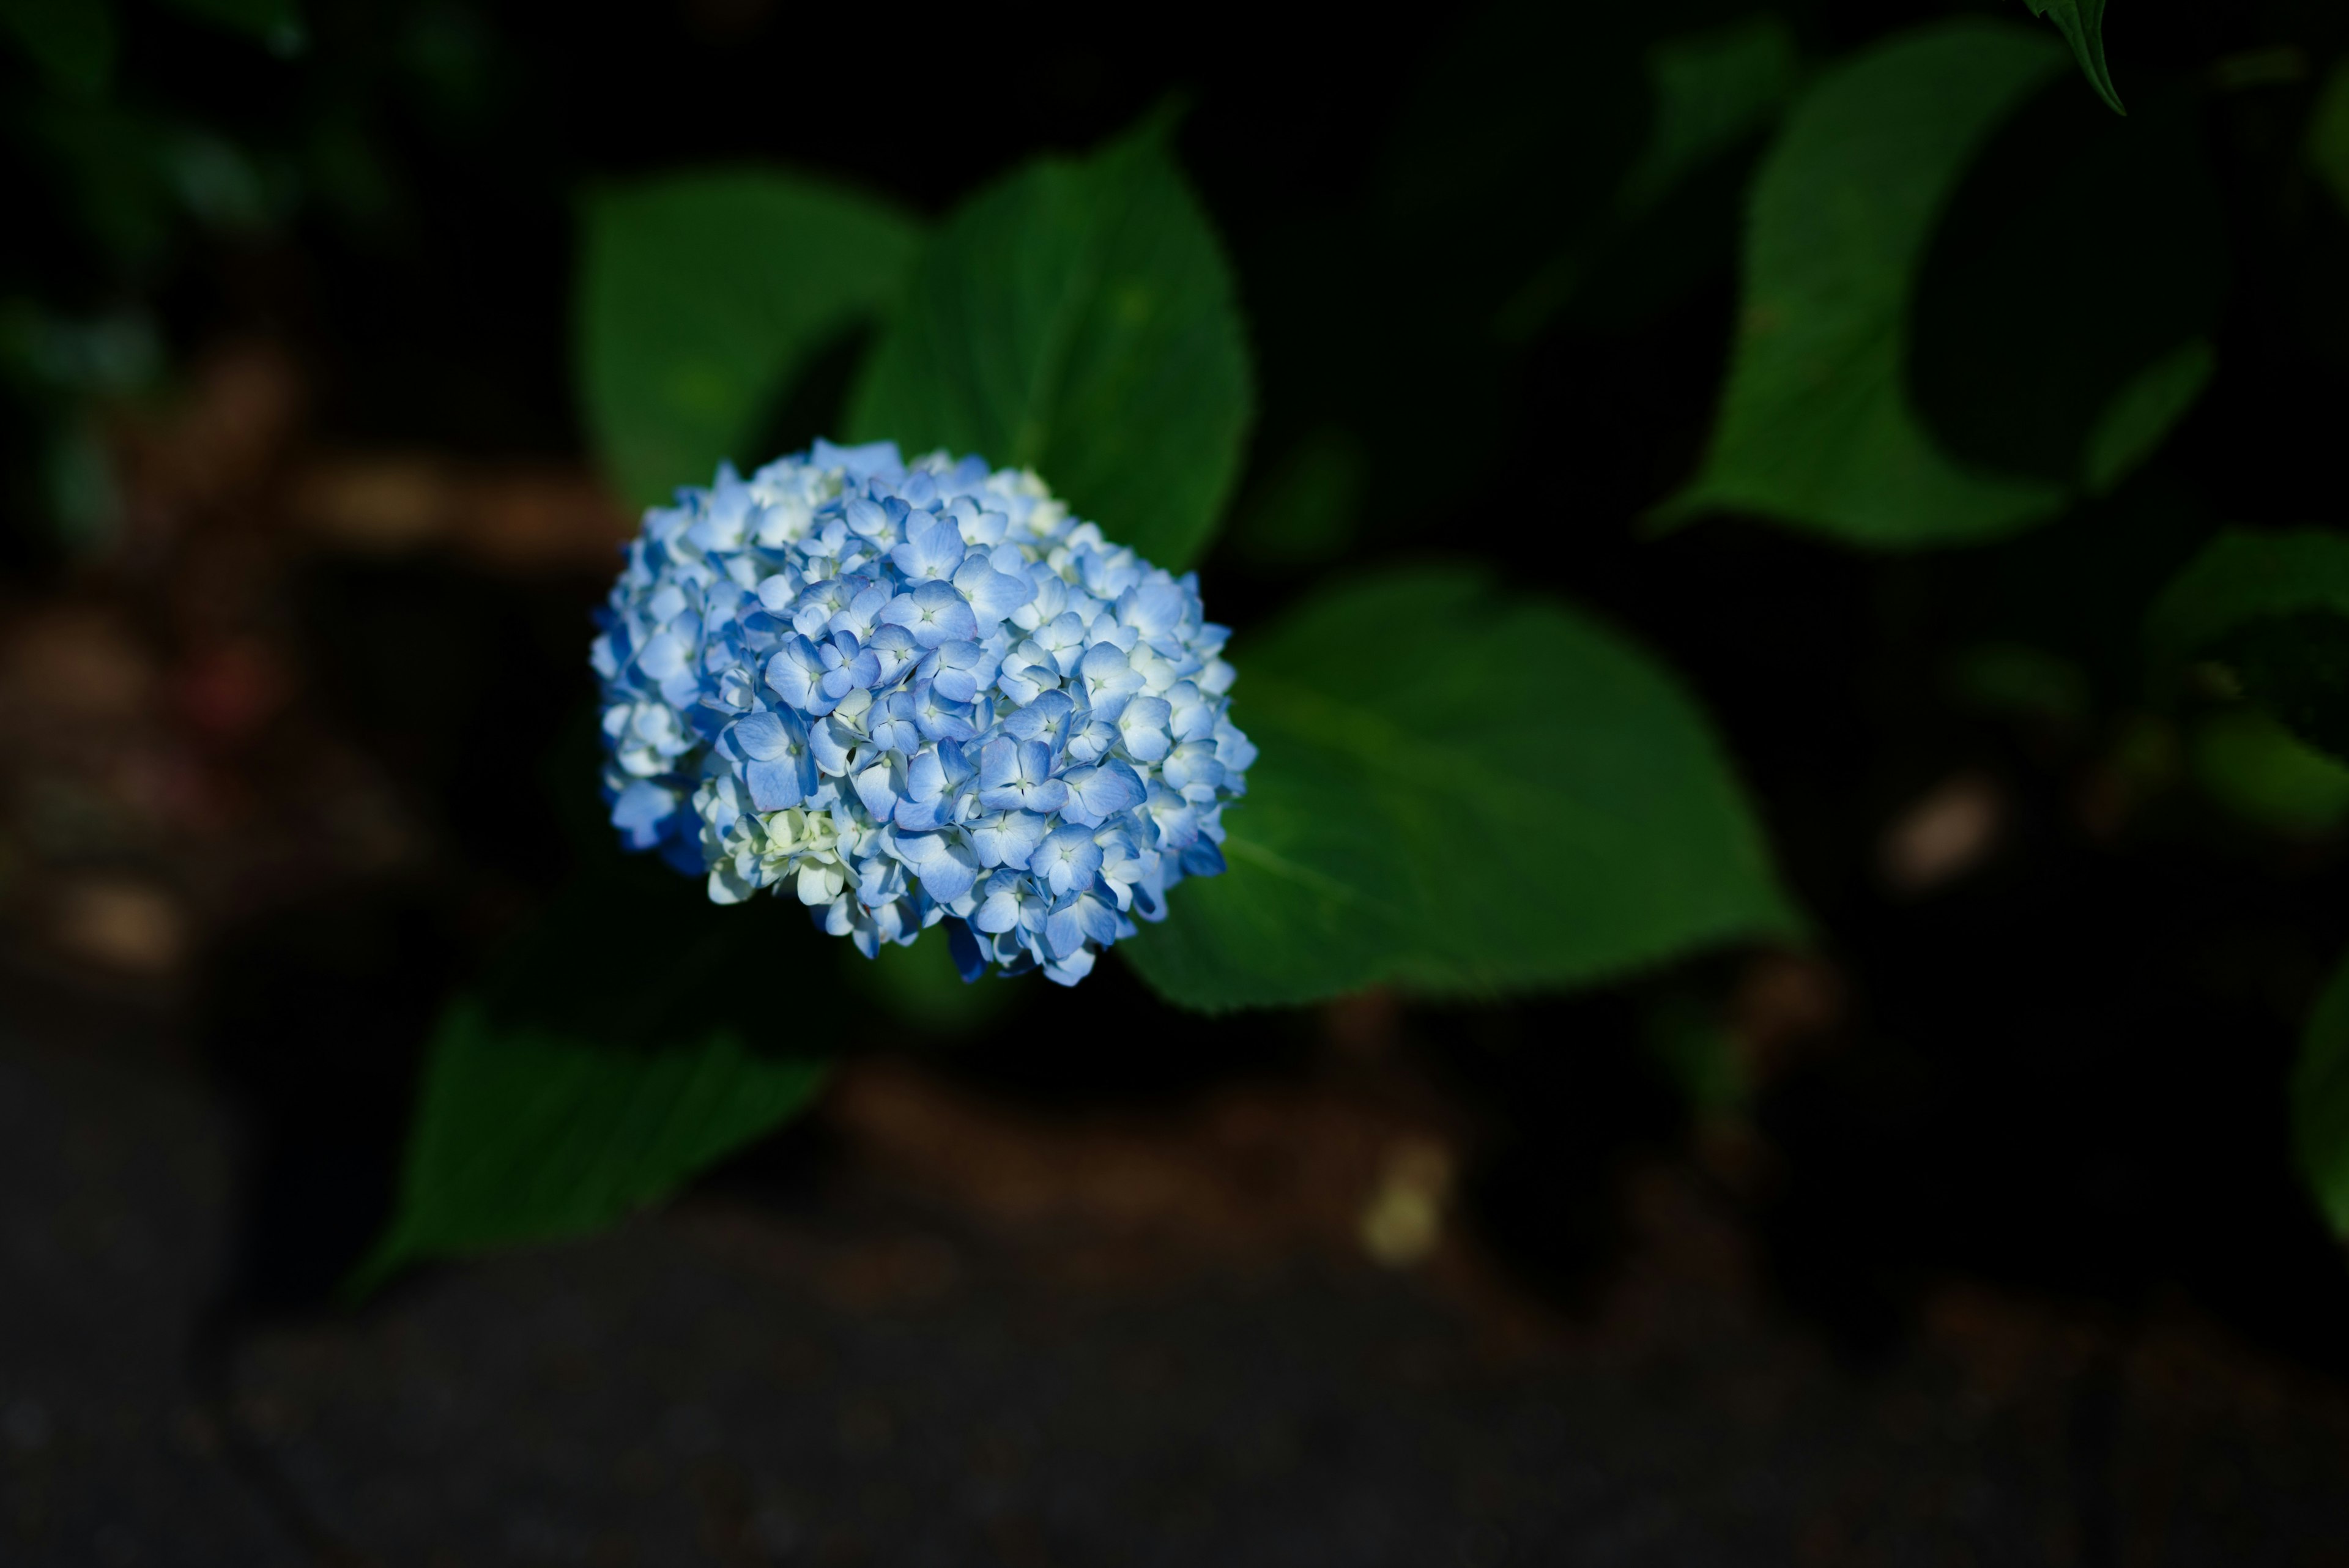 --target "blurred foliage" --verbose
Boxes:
[578,171,920,506]
[847,111,1252,573]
